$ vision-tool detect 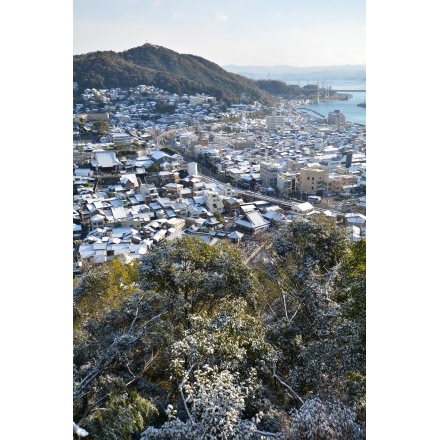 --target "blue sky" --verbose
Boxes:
[73,0,366,67]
